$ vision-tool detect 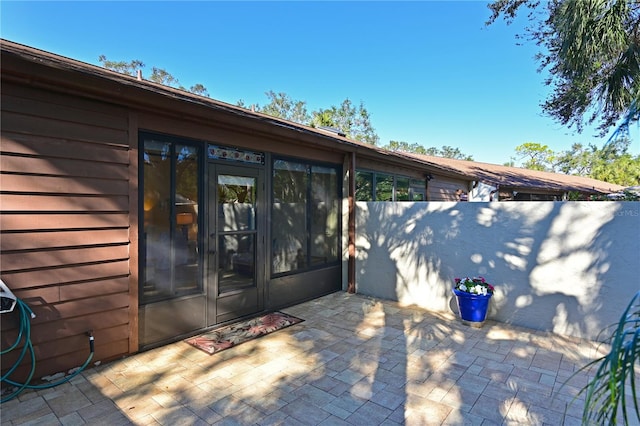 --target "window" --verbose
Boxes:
[141,135,202,303]
[356,170,426,202]
[355,171,374,201]
[310,165,339,267]
[375,173,394,201]
[396,177,410,201]
[272,158,340,275]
